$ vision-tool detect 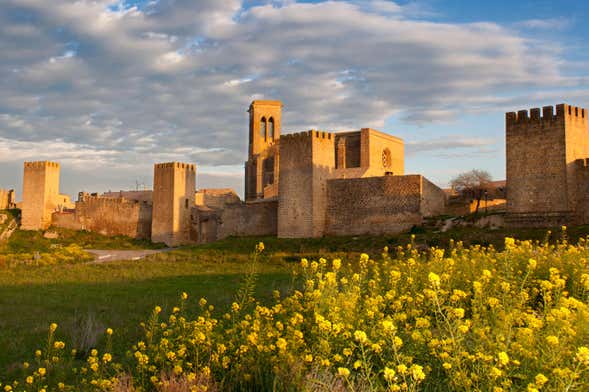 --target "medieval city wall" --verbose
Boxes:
[21,161,60,230]
[76,195,152,239]
[420,176,447,216]
[217,200,278,240]
[102,190,153,203]
[52,195,152,238]
[326,175,422,236]
[195,189,241,210]
[51,211,81,231]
